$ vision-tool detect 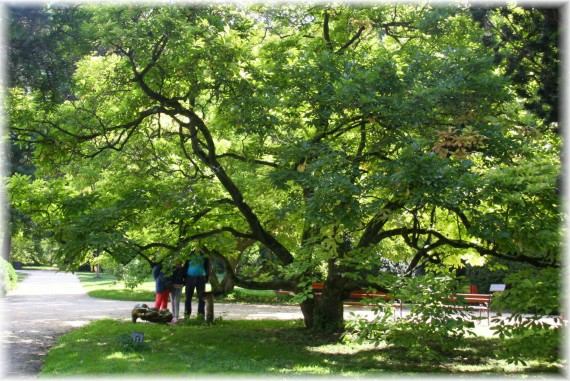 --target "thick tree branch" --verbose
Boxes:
[217,152,278,168]
[207,249,295,291]
[135,242,179,252]
[323,10,334,51]
[186,227,255,241]
[181,113,295,266]
[404,249,428,276]
[357,201,406,248]
[447,206,472,230]
[118,39,295,266]
[336,26,365,54]
[410,228,559,268]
